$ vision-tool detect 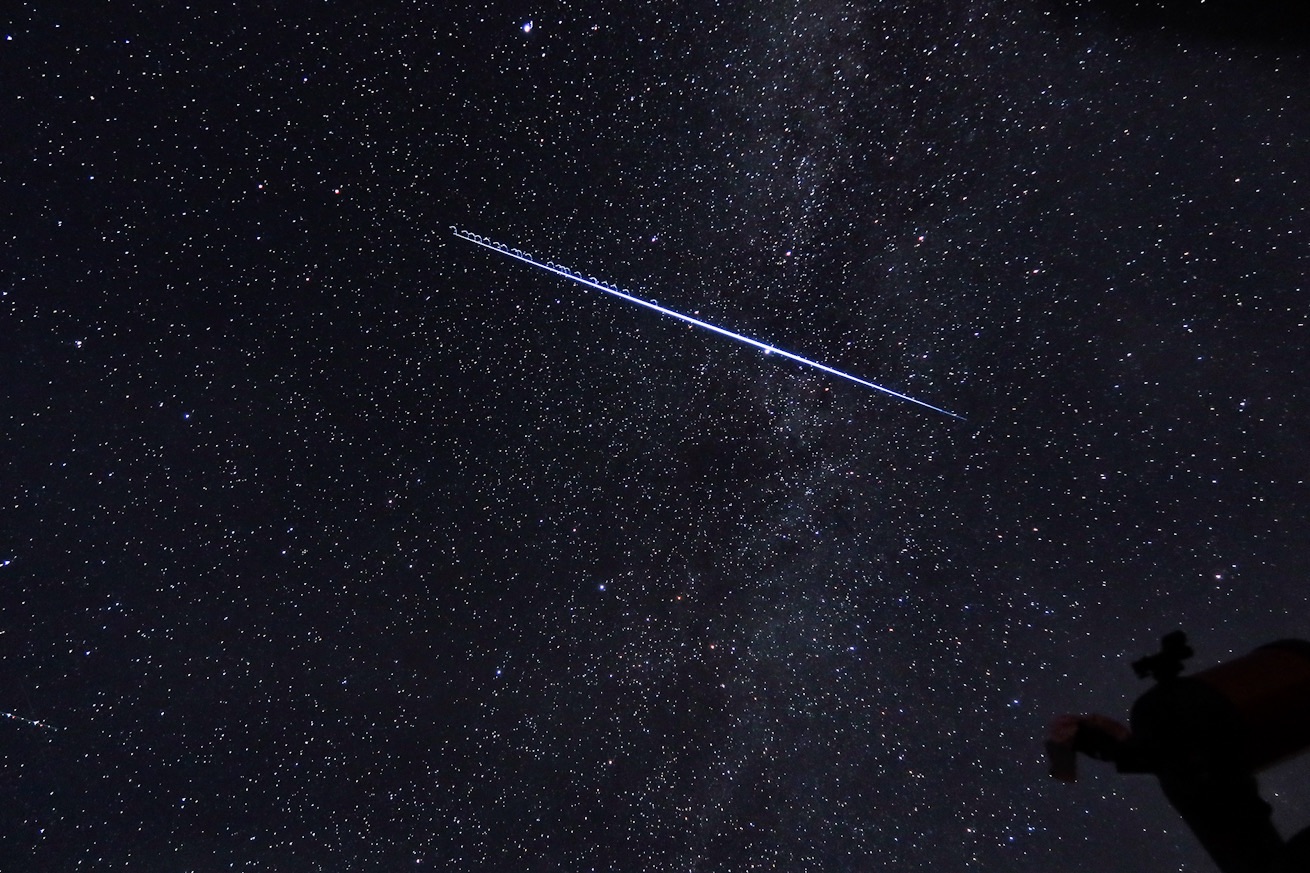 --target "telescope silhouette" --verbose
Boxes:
[1047,633,1310,873]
